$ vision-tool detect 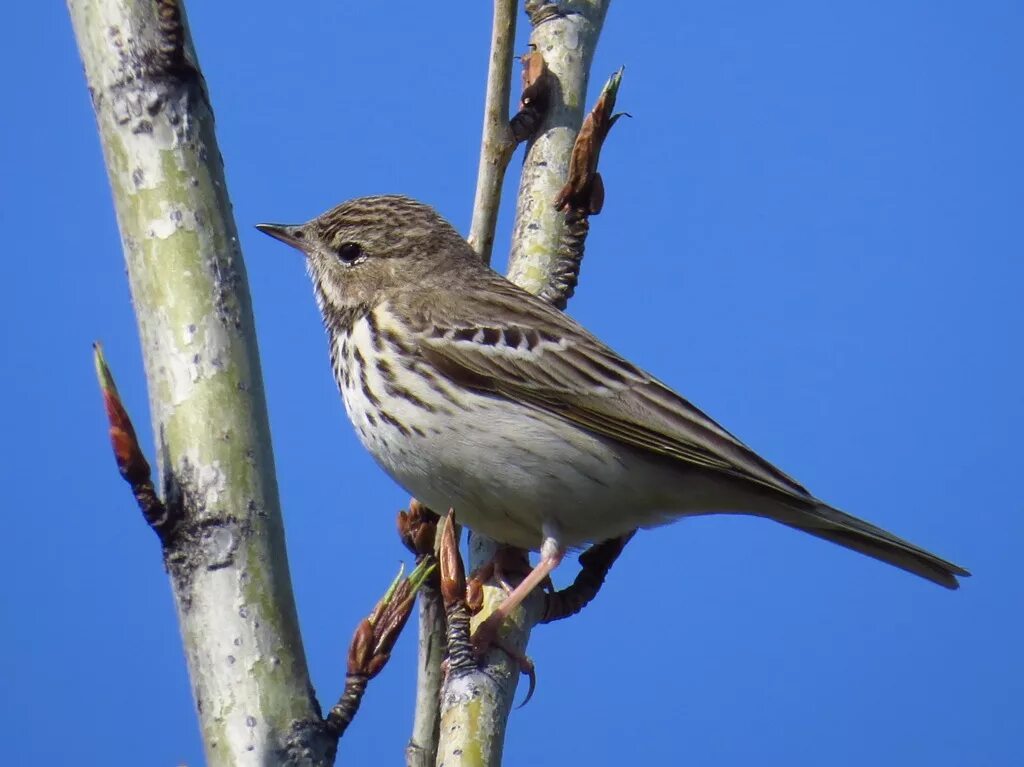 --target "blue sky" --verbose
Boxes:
[2,2,1021,765]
